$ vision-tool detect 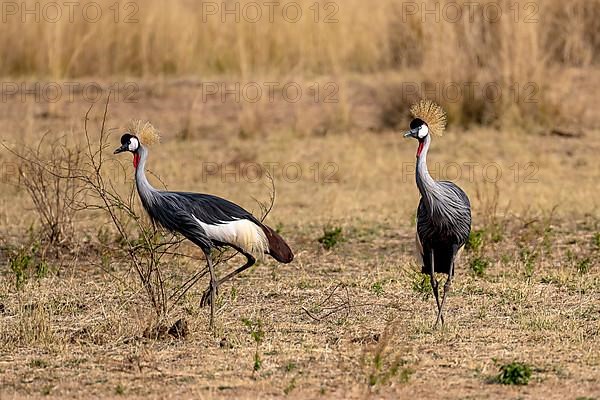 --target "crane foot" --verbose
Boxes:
[200,283,220,308]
